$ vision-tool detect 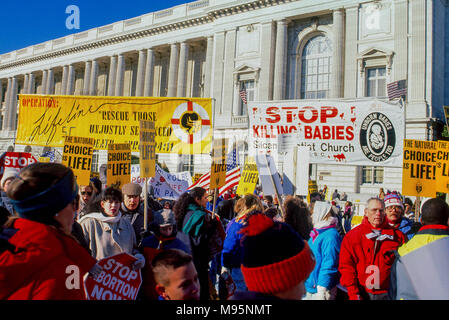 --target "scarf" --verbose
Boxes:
[310,217,338,242]
[182,204,206,237]
[365,229,394,241]
[79,211,122,224]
